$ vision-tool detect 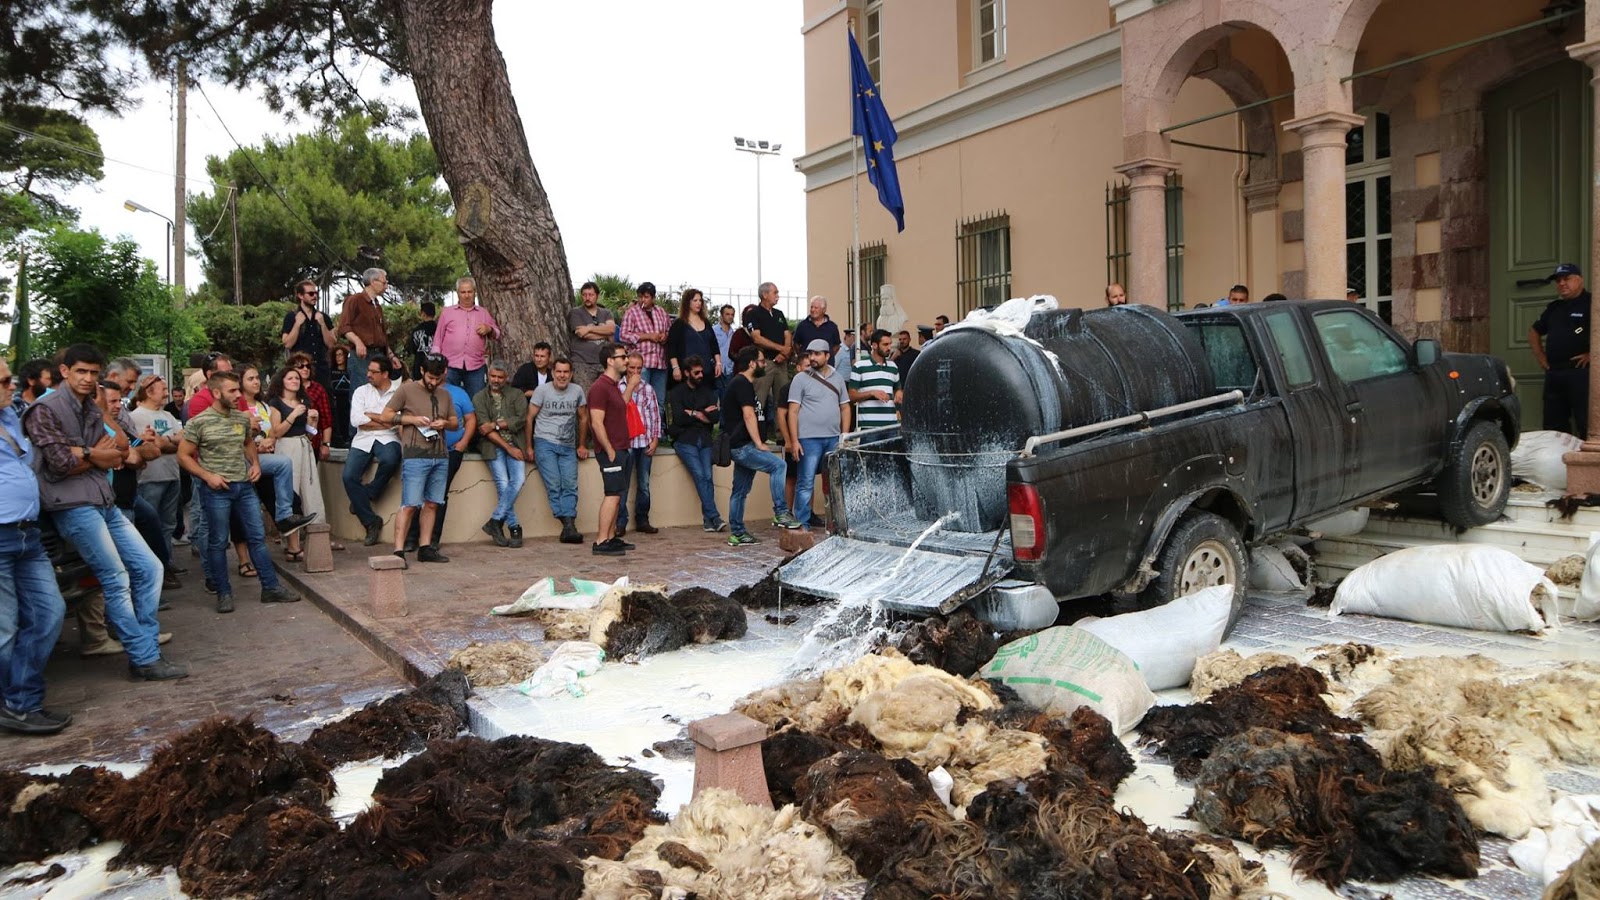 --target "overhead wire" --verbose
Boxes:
[0,120,220,190]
